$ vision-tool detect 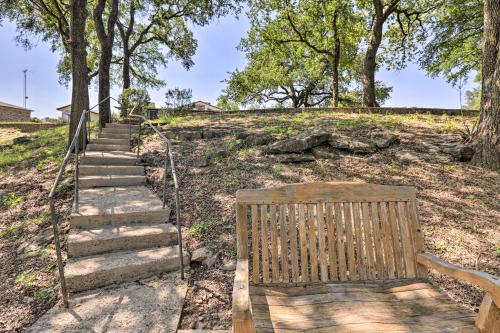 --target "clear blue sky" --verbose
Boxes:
[0,15,475,119]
